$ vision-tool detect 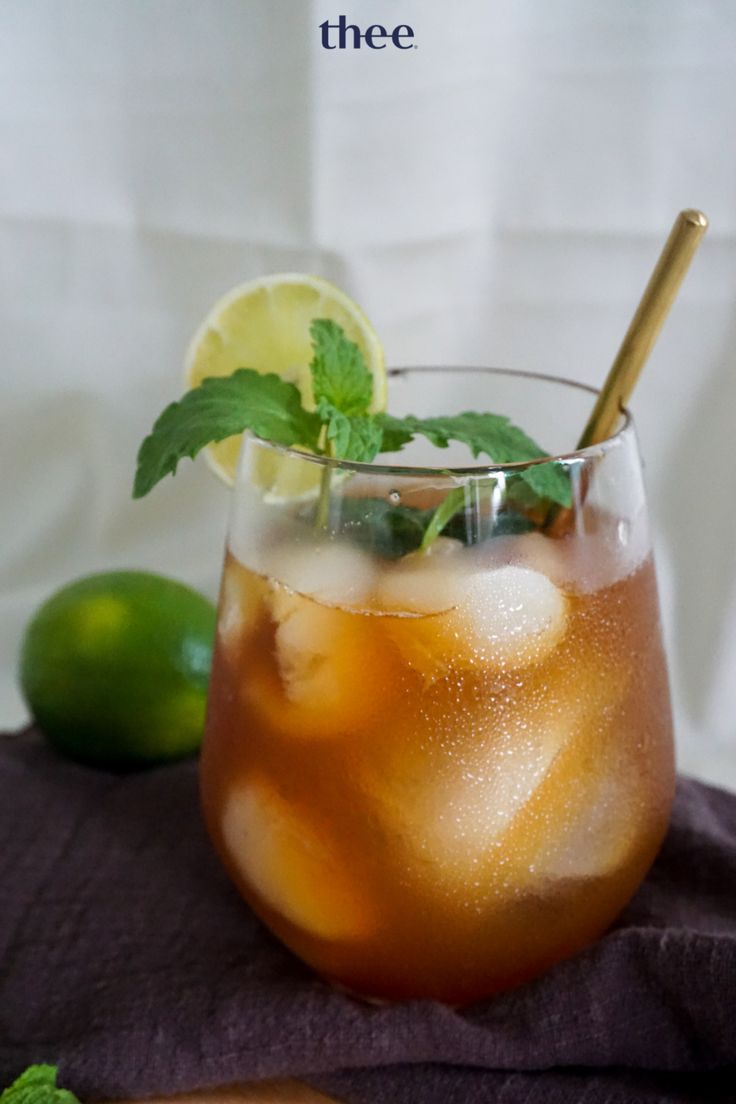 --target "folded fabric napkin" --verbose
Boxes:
[1,728,735,1104]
